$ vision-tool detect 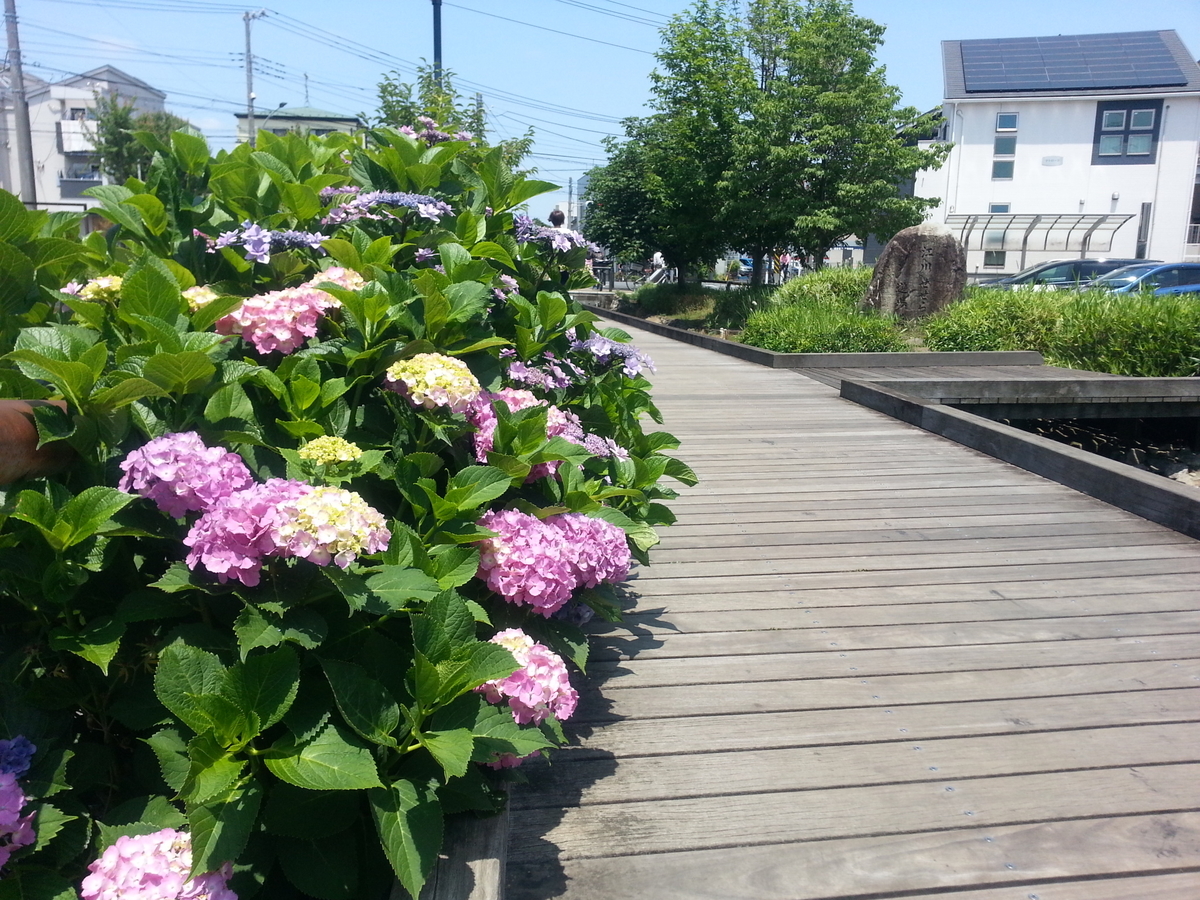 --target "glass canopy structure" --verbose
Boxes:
[944,213,1136,269]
